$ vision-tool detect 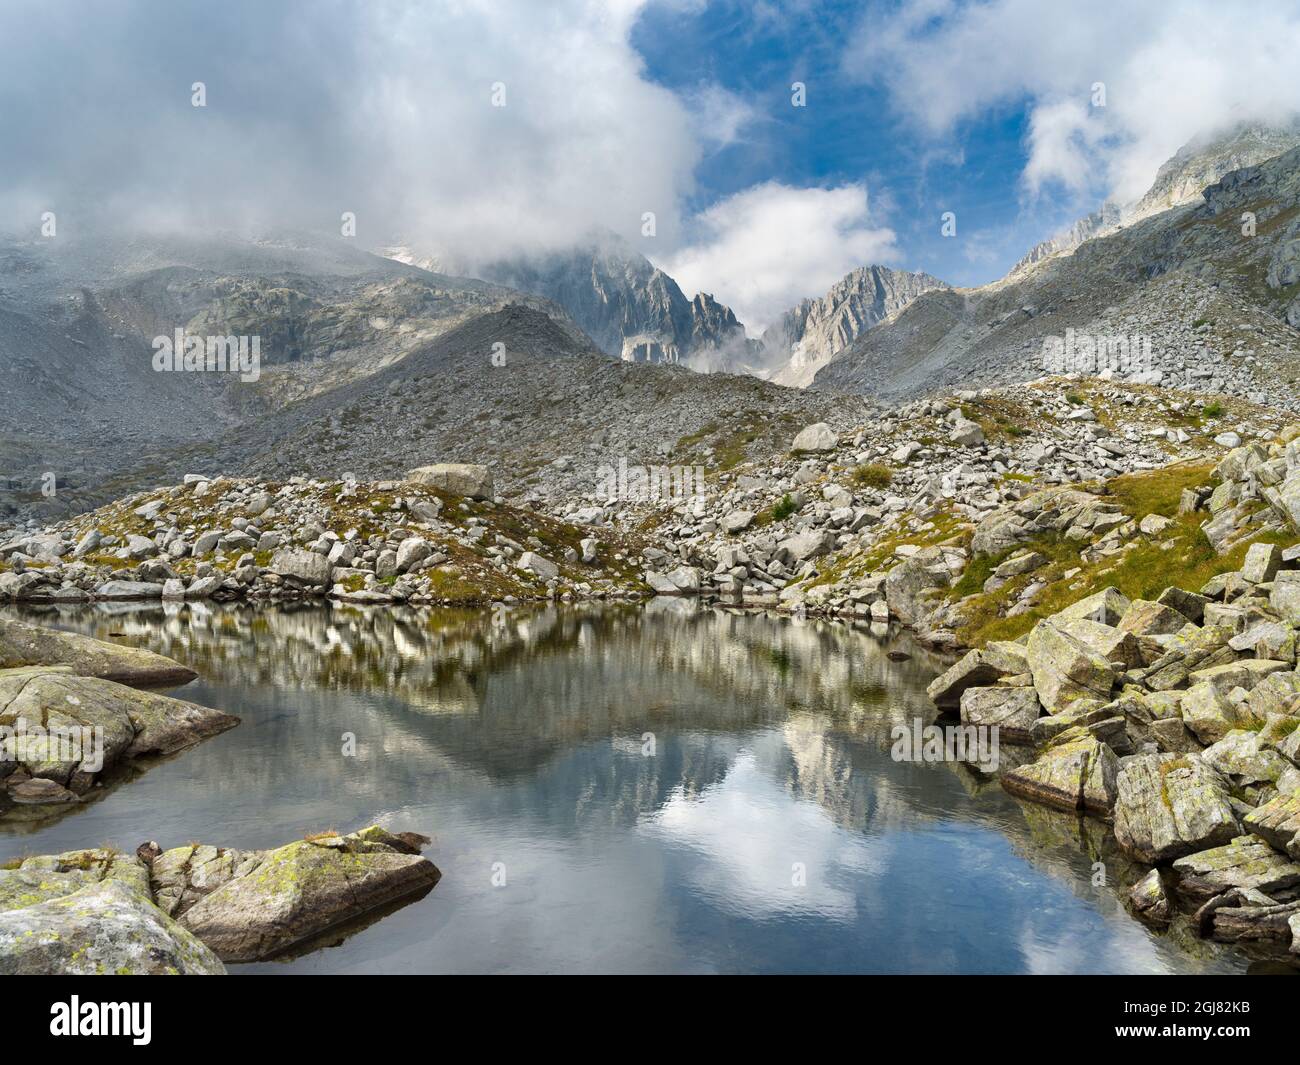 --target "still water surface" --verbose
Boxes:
[1,601,1251,974]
